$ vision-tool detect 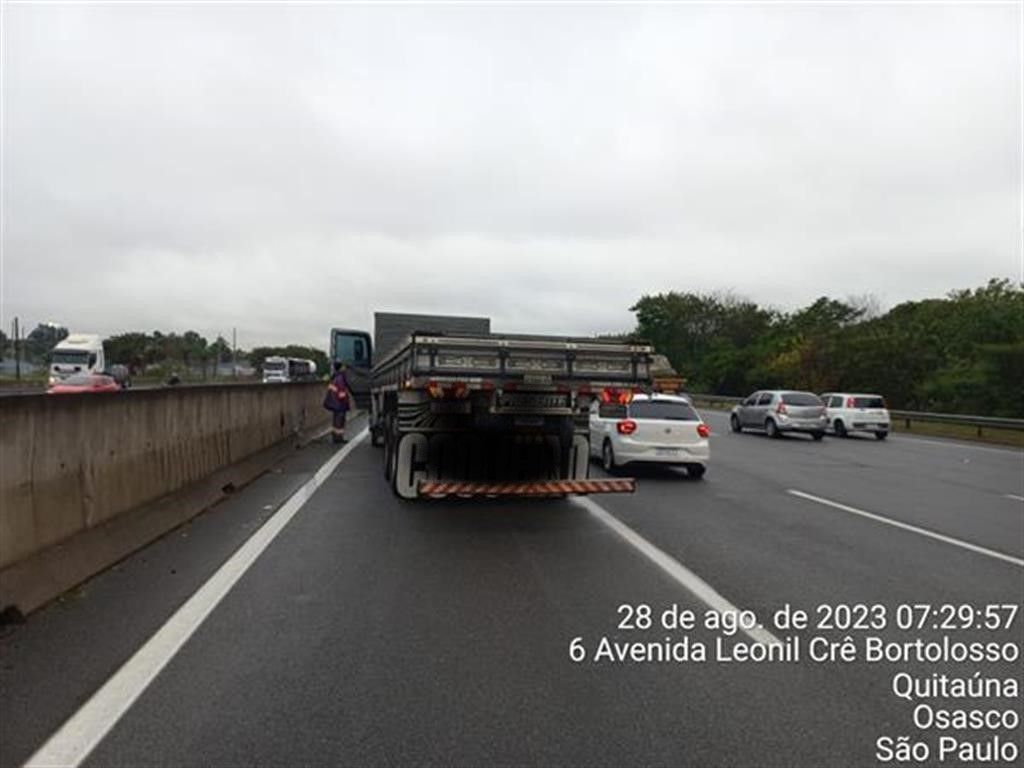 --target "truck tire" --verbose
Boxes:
[383,416,397,483]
